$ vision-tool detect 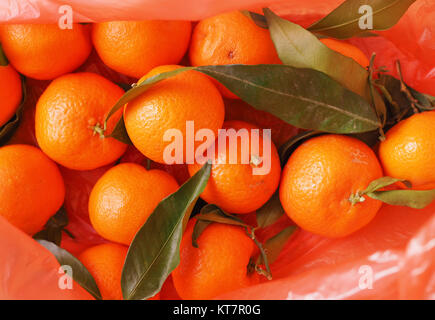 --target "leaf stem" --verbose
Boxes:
[245,227,272,280]
[396,60,420,114]
[368,53,386,141]
[62,228,76,239]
